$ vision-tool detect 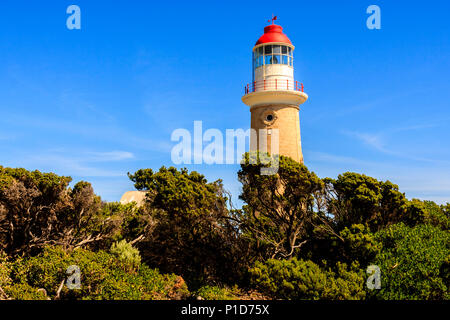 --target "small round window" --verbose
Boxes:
[261,110,277,125]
